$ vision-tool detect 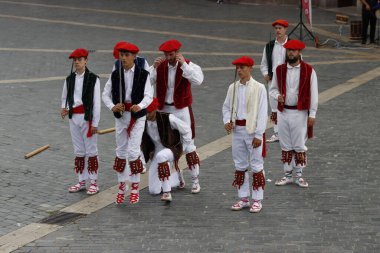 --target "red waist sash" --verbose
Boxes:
[72,105,93,138]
